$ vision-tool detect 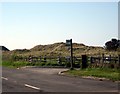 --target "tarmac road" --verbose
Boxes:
[2,67,119,93]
